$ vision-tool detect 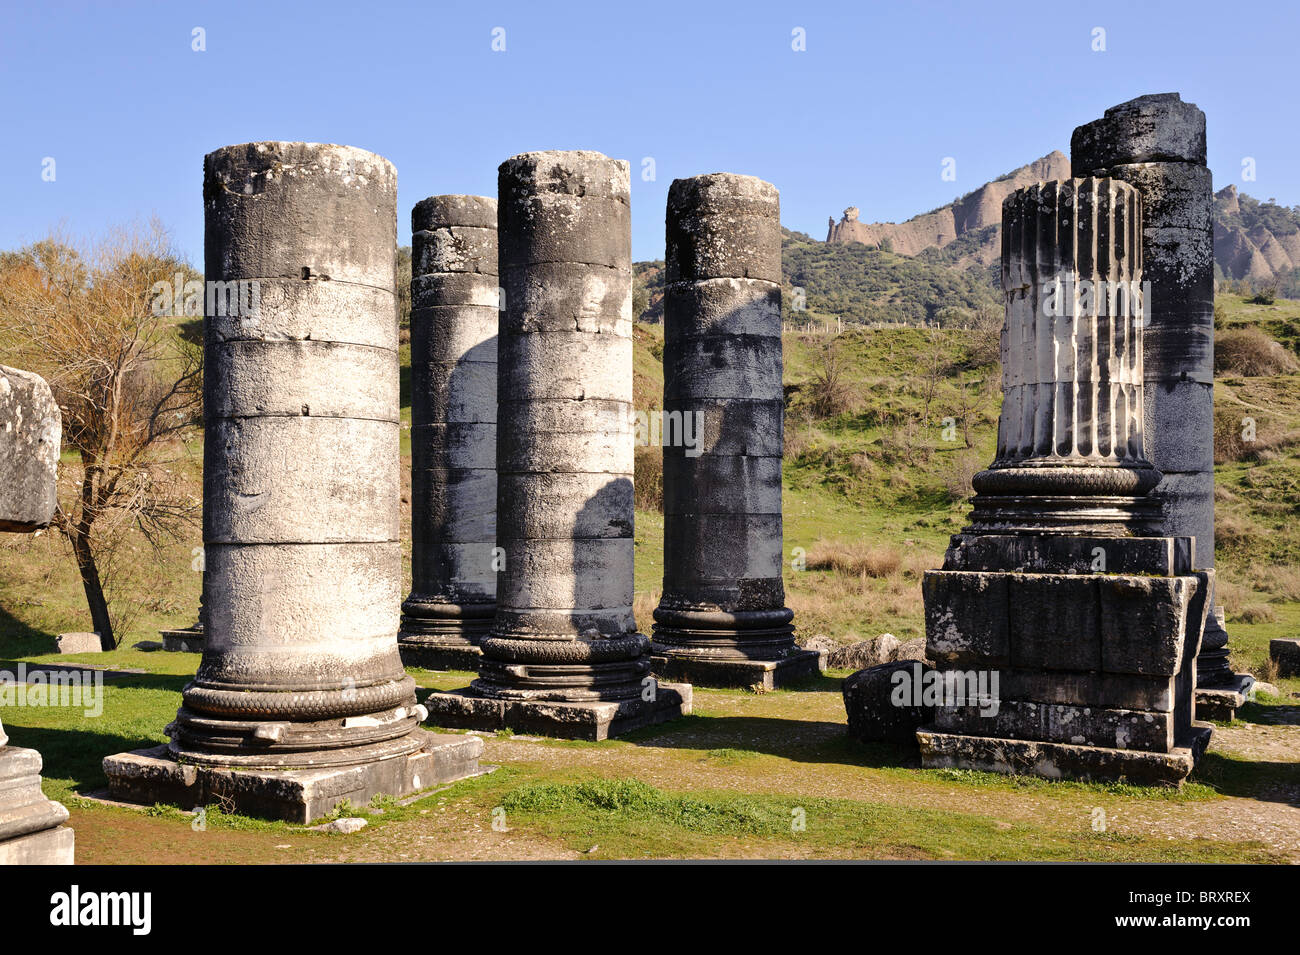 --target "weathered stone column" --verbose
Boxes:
[910,177,1214,785]
[649,173,820,689]
[1072,93,1251,716]
[399,195,499,670]
[104,142,481,821]
[0,365,73,864]
[425,150,690,739]
[969,177,1161,532]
